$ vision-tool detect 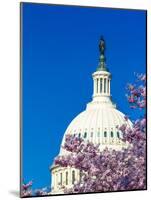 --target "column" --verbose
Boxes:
[109,79,110,94]
[102,78,104,94]
[106,78,108,94]
[95,78,97,95]
[93,78,96,96]
[55,173,58,189]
